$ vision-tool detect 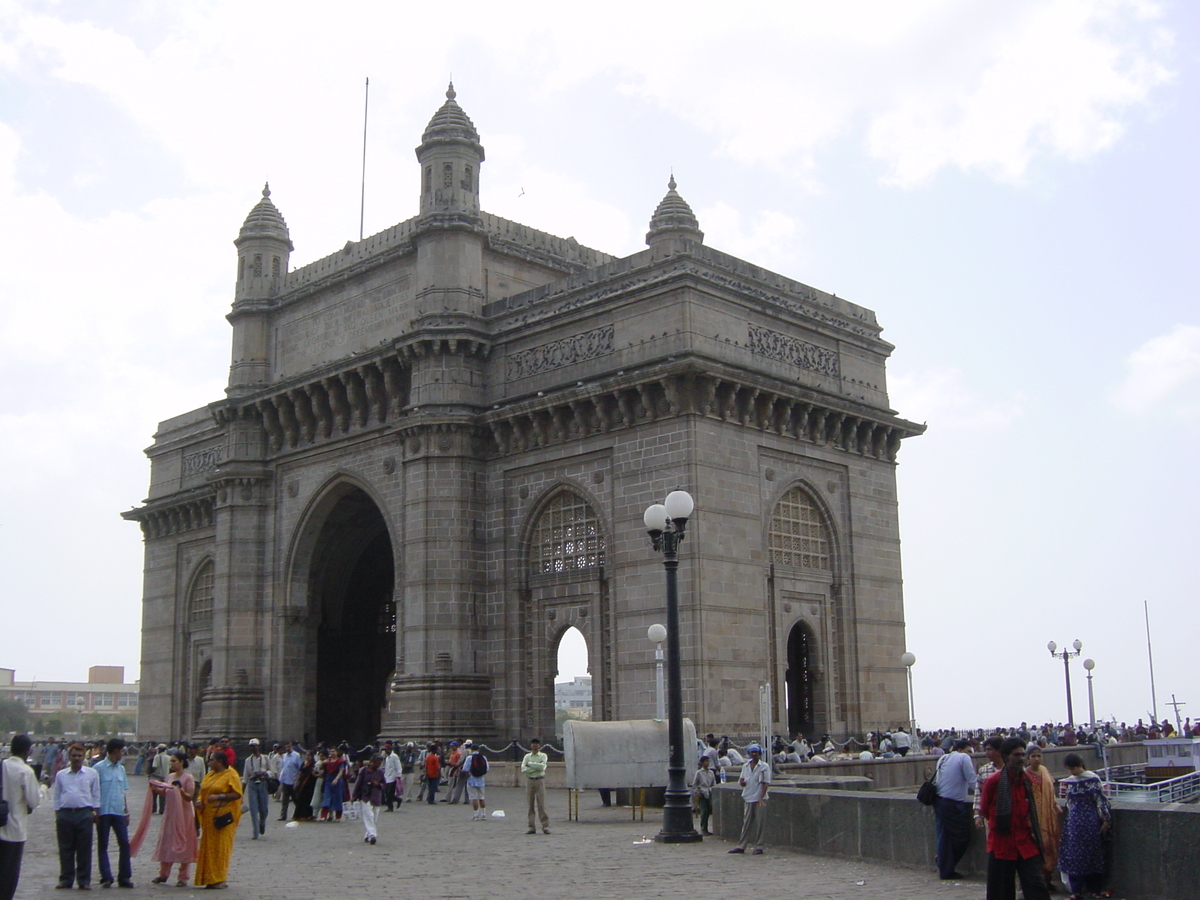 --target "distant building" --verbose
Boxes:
[555,676,593,718]
[0,667,139,728]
